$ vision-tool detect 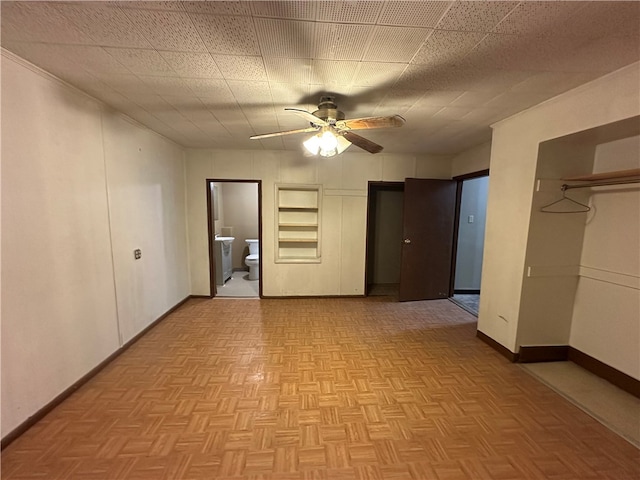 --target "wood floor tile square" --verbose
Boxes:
[2,298,638,479]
